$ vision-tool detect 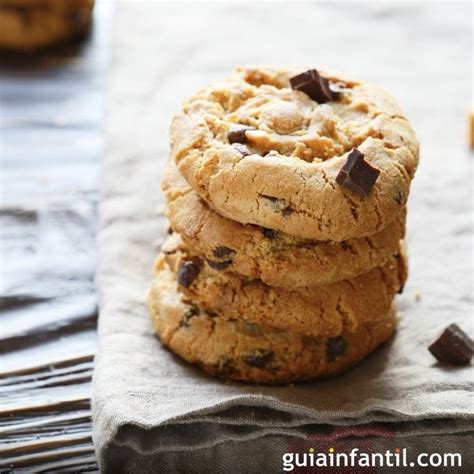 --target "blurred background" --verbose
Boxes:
[0,1,472,471]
